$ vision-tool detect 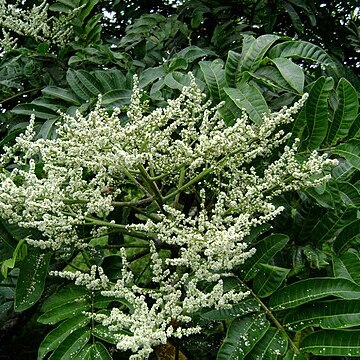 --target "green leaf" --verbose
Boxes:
[167,57,188,72]
[66,69,102,100]
[217,314,270,359]
[299,76,334,150]
[242,234,289,281]
[253,264,290,297]
[348,113,360,139]
[38,315,90,359]
[270,278,360,311]
[14,249,51,312]
[284,299,360,331]
[201,298,260,320]
[240,34,280,71]
[225,50,242,87]
[78,0,99,22]
[199,60,227,103]
[89,343,112,360]
[268,41,337,70]
[11,103,58,120]
[42,86,81,105]
[333,140,360,171]
[311,207,357,244]
[92,324,119,345]
[301,330,360,356]
[245,327,287,359]
[175,46,216,62]
[270,58,304,93]
[101,89,132,107]
[333,219,360,254]
[139,66,166,89]
[333,252,360,284]
[41,285,88,313]
[327,78,359,144]
[223,84,269,125]
[48,327,90,359]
